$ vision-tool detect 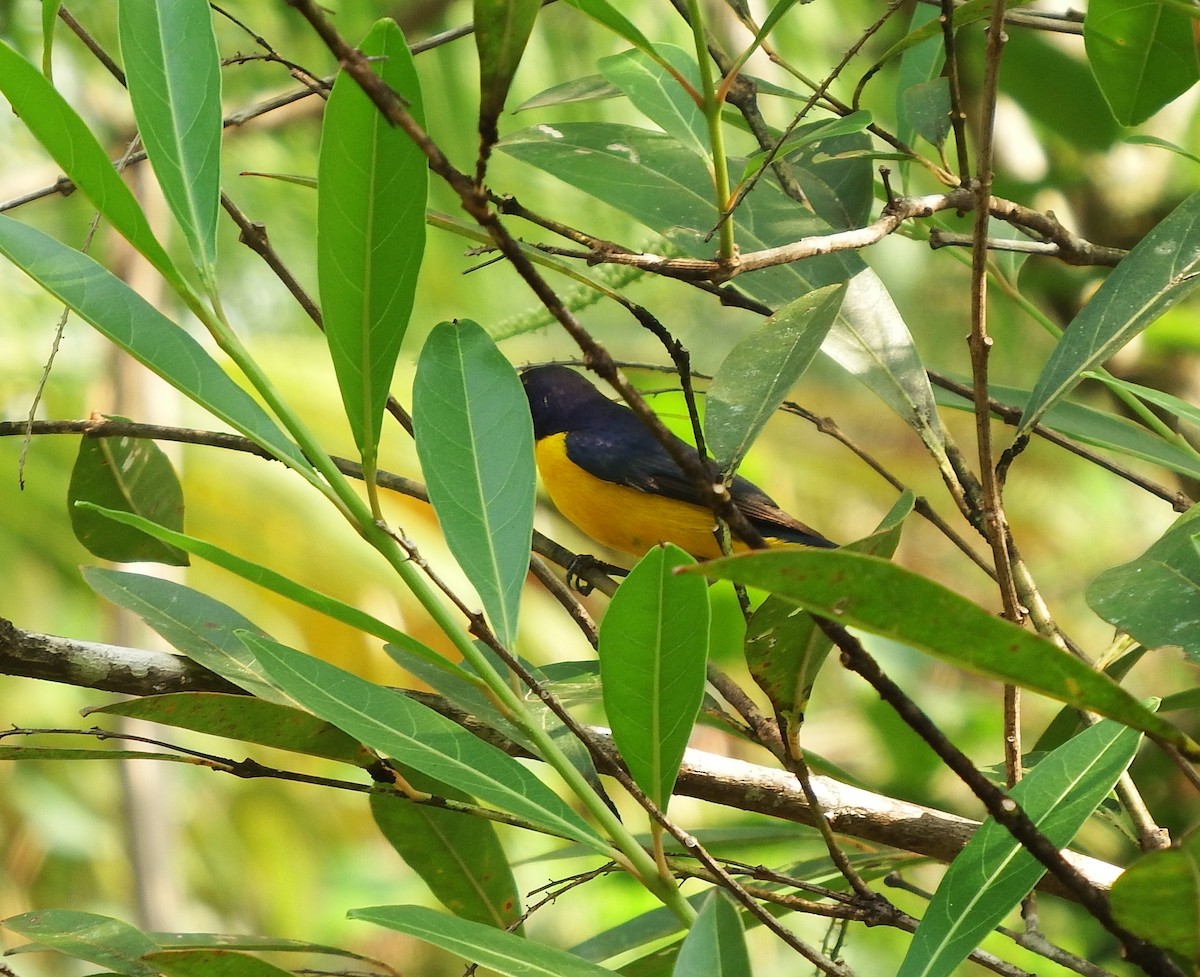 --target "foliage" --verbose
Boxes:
[0,2,1199,977]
